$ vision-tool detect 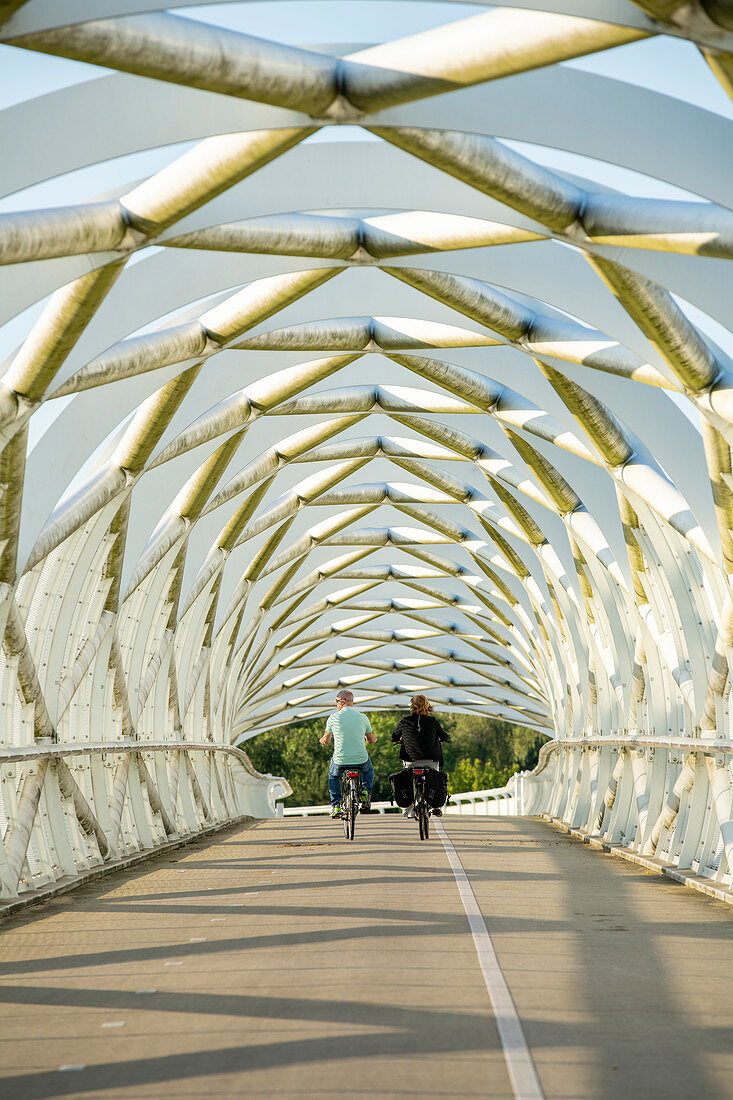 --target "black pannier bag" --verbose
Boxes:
[424,769,448,809]
[389,769,414,808]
